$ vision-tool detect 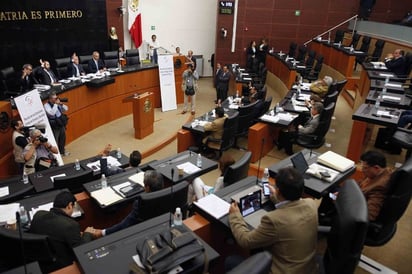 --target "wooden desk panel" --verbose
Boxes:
[266,54,297,90]
[248,122,274,163]
[177,129,196,152]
